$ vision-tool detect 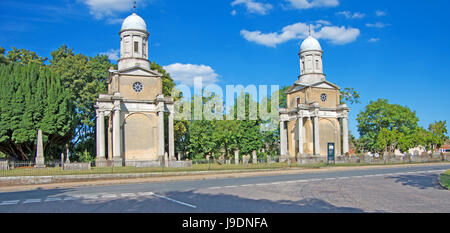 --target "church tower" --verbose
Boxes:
[298,35,326,84]
[118,13,150,70]
[95,11,175,167]
[279,33,350,164]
